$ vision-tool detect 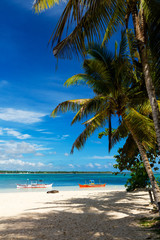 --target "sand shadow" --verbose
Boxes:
[0,191,157,240]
